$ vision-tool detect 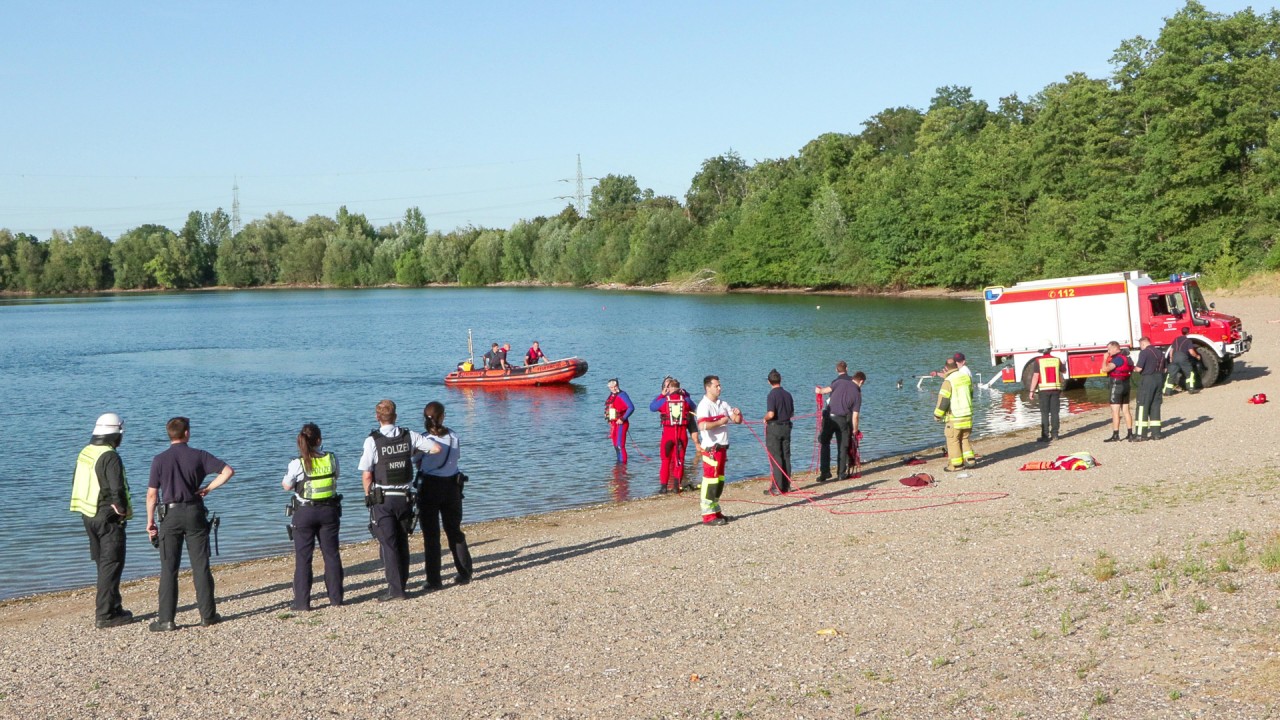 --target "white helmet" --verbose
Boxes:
[1042,340,1055,352]
[93,413,124,435]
